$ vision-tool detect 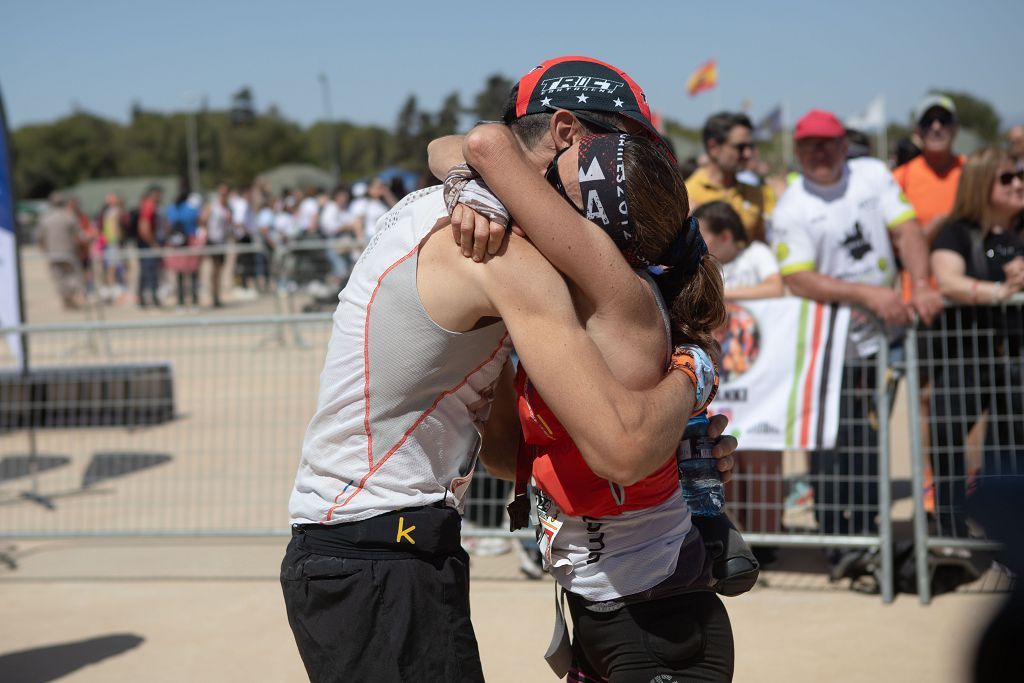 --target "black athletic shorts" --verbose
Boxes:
[566,589,734,682]
[280,504,484,682]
